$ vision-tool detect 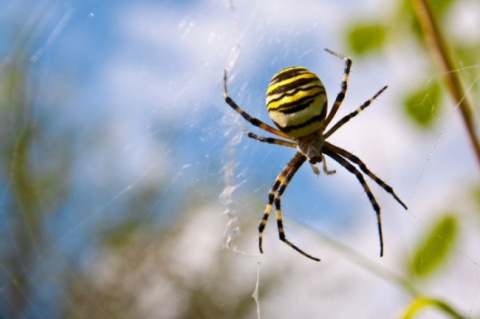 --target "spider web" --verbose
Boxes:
[1,0,480,318]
